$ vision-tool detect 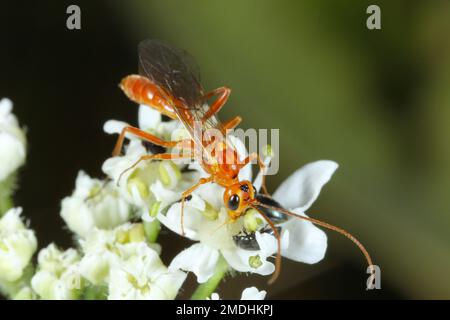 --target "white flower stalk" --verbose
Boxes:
[108,243,186,300]
[60,171,131,238]
[209,286,266,300]
[0,207,37,283]
[78,223,160,286]
[0,98,26,182]
[31,244,82,300]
